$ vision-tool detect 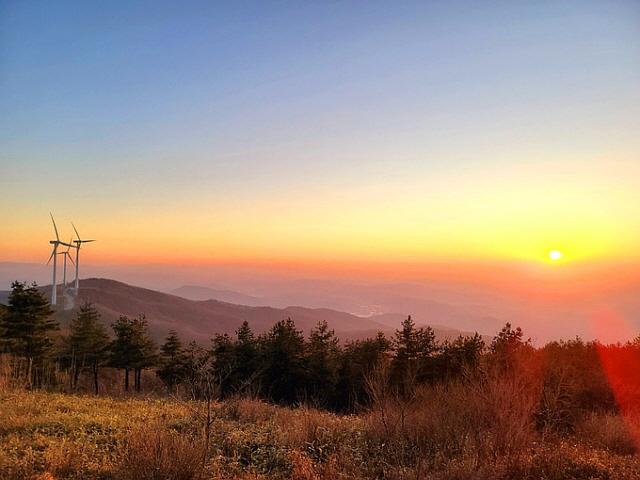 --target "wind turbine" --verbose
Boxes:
[47,214,72,306]
[71,222,95,294]
[57,240,76,291]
